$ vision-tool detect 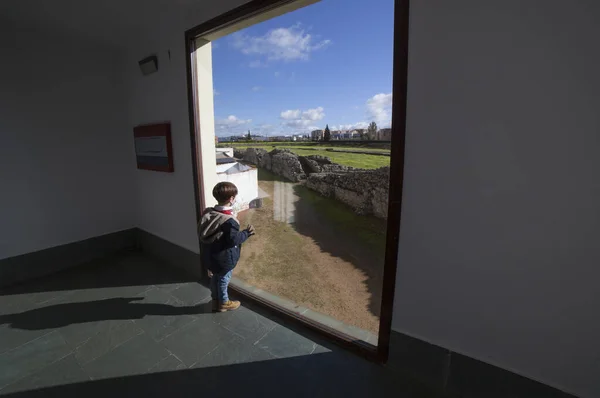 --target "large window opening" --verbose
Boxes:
[186,0,406,359]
